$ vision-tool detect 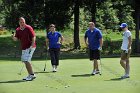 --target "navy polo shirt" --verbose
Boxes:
[85,28,102,50]
[47,31,62,48]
